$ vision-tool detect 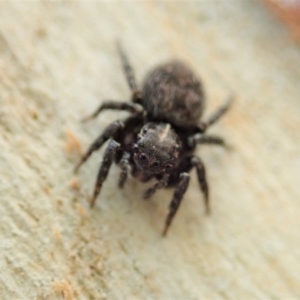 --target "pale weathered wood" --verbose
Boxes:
[0,2,300,299]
